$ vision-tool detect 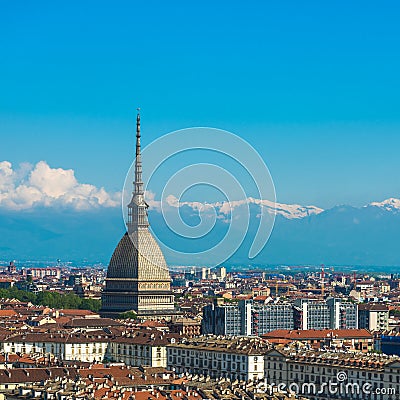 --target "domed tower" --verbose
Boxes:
[100,112,175,318]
